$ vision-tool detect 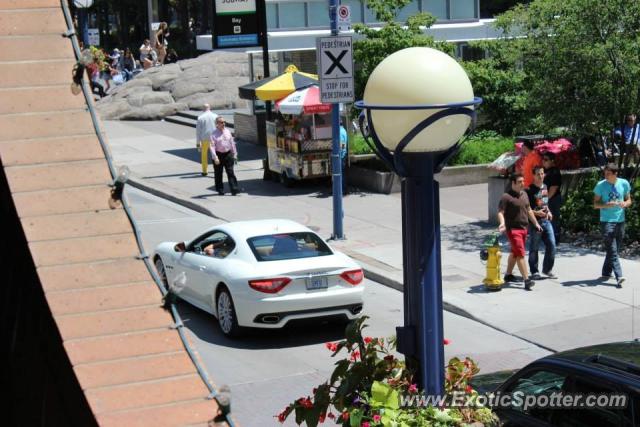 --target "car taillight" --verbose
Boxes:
[248,277,291,293]
[340,269,364,285]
